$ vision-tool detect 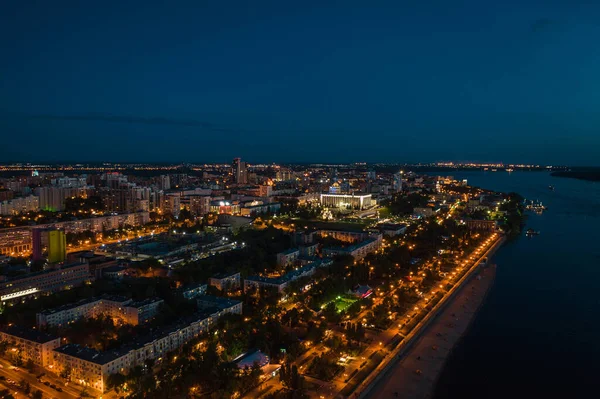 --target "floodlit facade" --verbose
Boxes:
[47,229,66,263]
[319,193,372,210]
